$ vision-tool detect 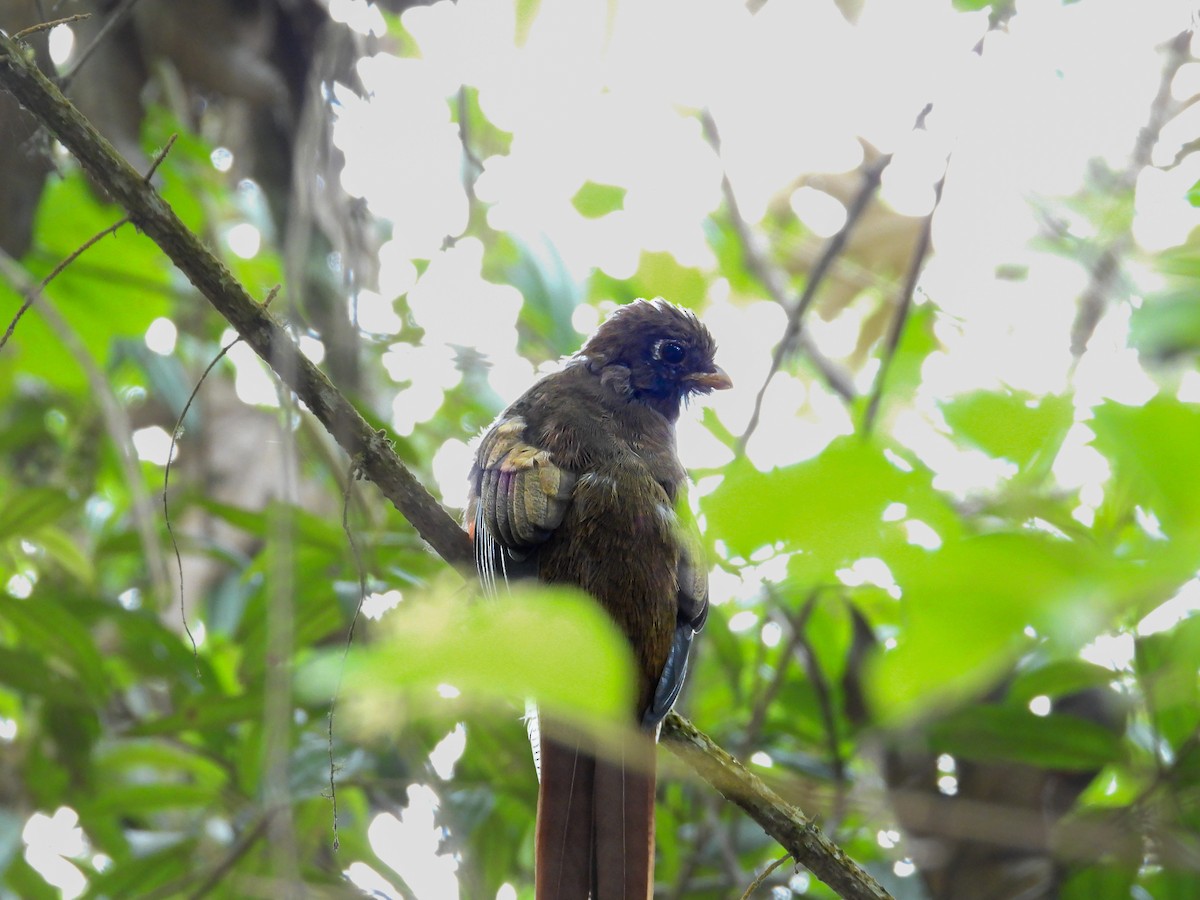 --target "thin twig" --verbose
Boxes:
[0,28,476,568]
[138,810,274,900]
[328,458,370,851]
[183,812,273,900]
[13,13,90,40]
[662,714,893,900]
[144,132,178,182]
[58,0,145,91]
[700,110,858,417]
[0,217,130,352]
[739,587,814,757]
[1069,30,1191,357]
[785,596,849,826]
[861,166,946,435]
[732,139,903,449]
[667,811,715,900]
[163,335,240,667]
[740,852,793,900]
[456,86,484,196]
